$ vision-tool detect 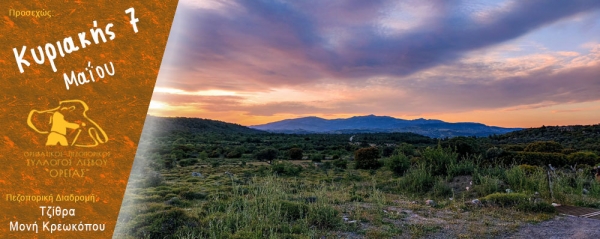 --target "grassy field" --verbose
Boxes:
[113,146,600,239]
